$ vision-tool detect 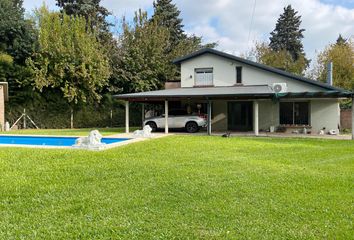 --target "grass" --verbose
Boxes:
[0,127,138,136]
[0,136,353,239]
